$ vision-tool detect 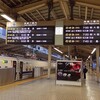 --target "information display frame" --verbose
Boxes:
[56,60,82,86]
[64,25,100,45]
[6,24,55,45]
